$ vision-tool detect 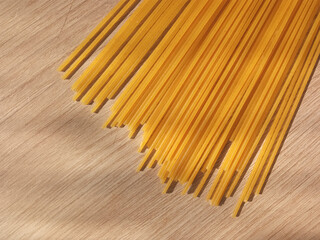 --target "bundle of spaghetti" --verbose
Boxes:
[59,0,320,216]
